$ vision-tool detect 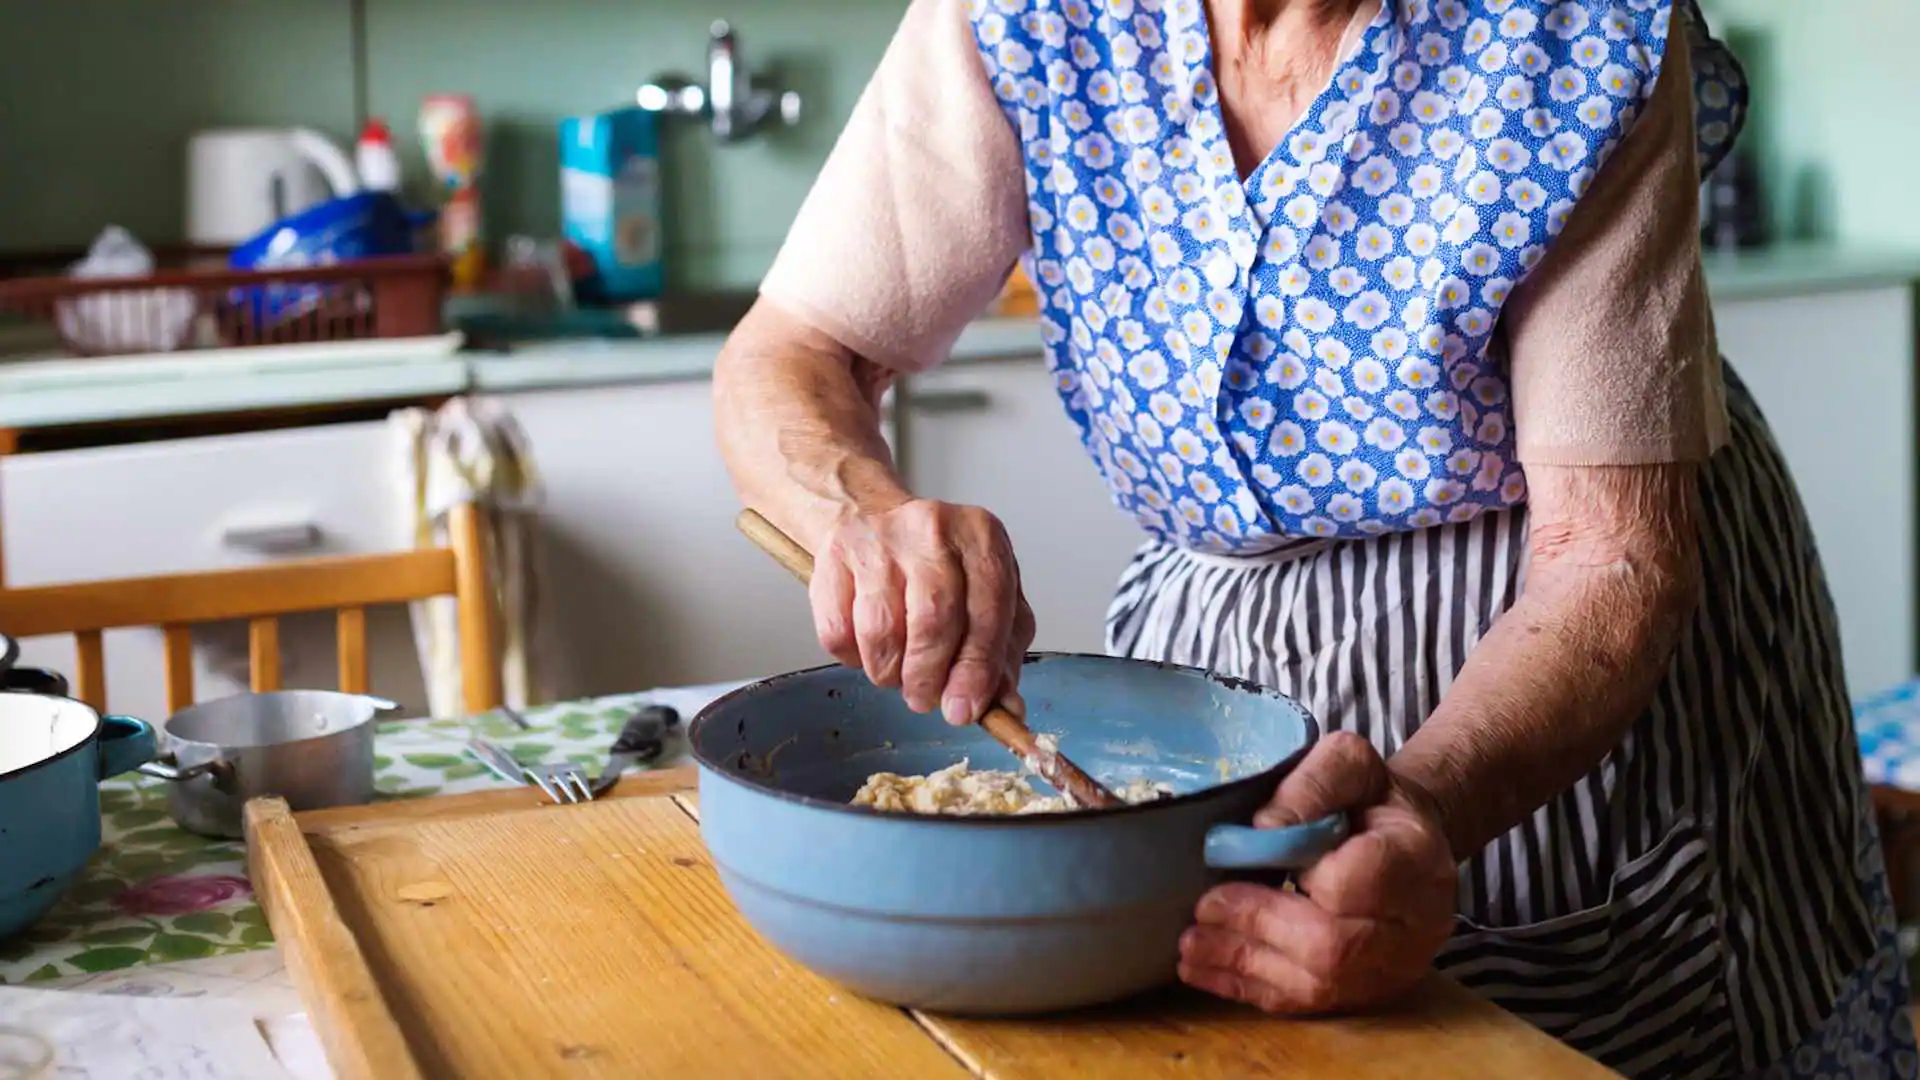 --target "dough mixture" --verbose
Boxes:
[851,736,1173,816]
